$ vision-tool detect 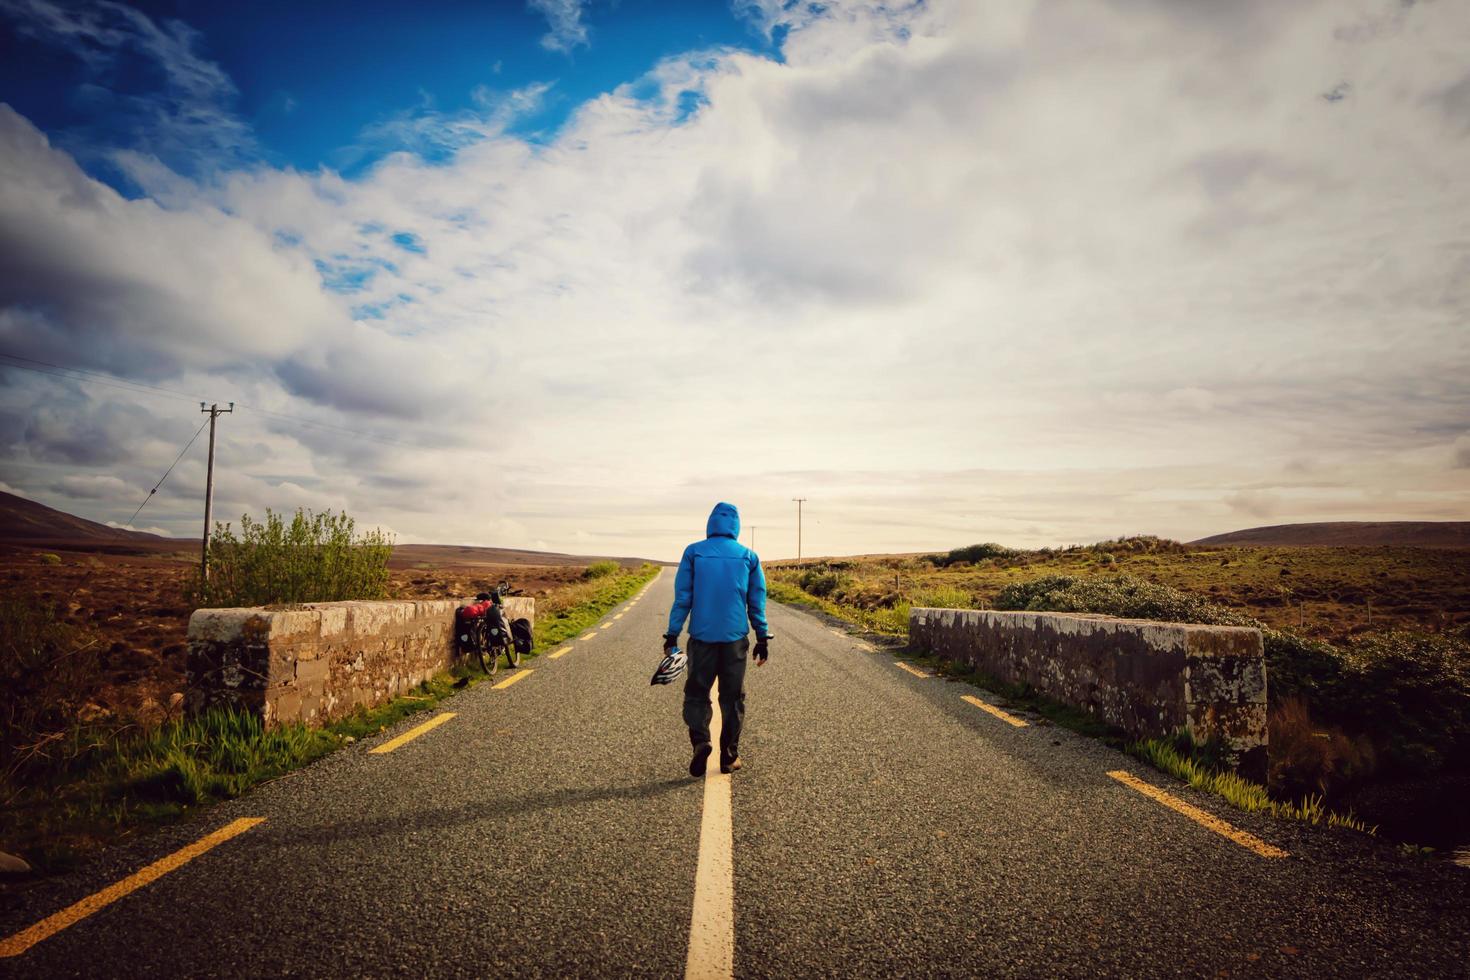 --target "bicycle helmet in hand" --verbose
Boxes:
[650,648,687,686]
